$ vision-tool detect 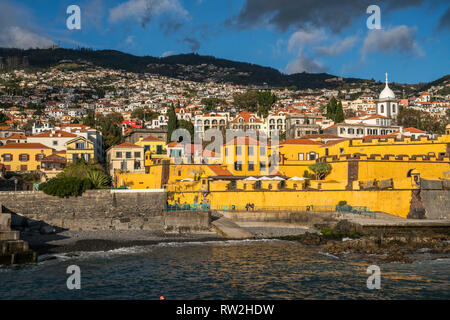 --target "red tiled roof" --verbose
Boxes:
[280,139,323,145]
[0,143,51,149]
[142,136,163,142]
[29,130,77,138]
[113,142,141,148]
[207,165,232,176]
[225,137,265,146]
